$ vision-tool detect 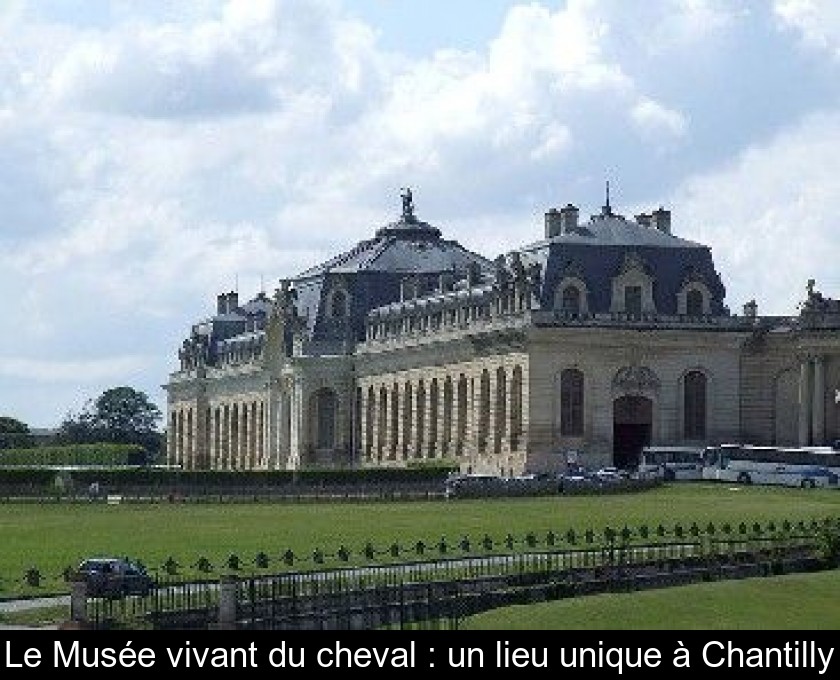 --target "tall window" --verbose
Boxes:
[686,289,703,317]
[562,286,581,316]
[315,389,337,449]
[625,285,642,318]
[510,366,523,451]
[478,370,490,452]
[560,369,584,436]
[684,371,707,439]
[365,387,374,458]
